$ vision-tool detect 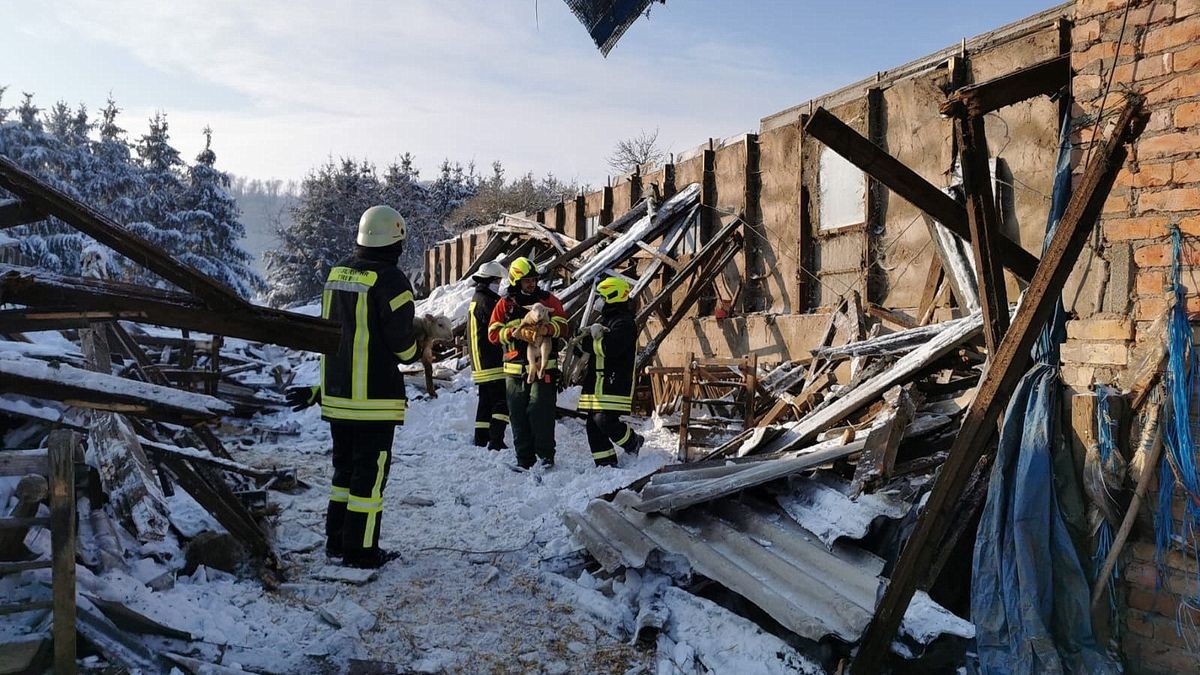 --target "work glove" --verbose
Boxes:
[515,325,539,343]
[588,324,607,340]
[285,385,320,412]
